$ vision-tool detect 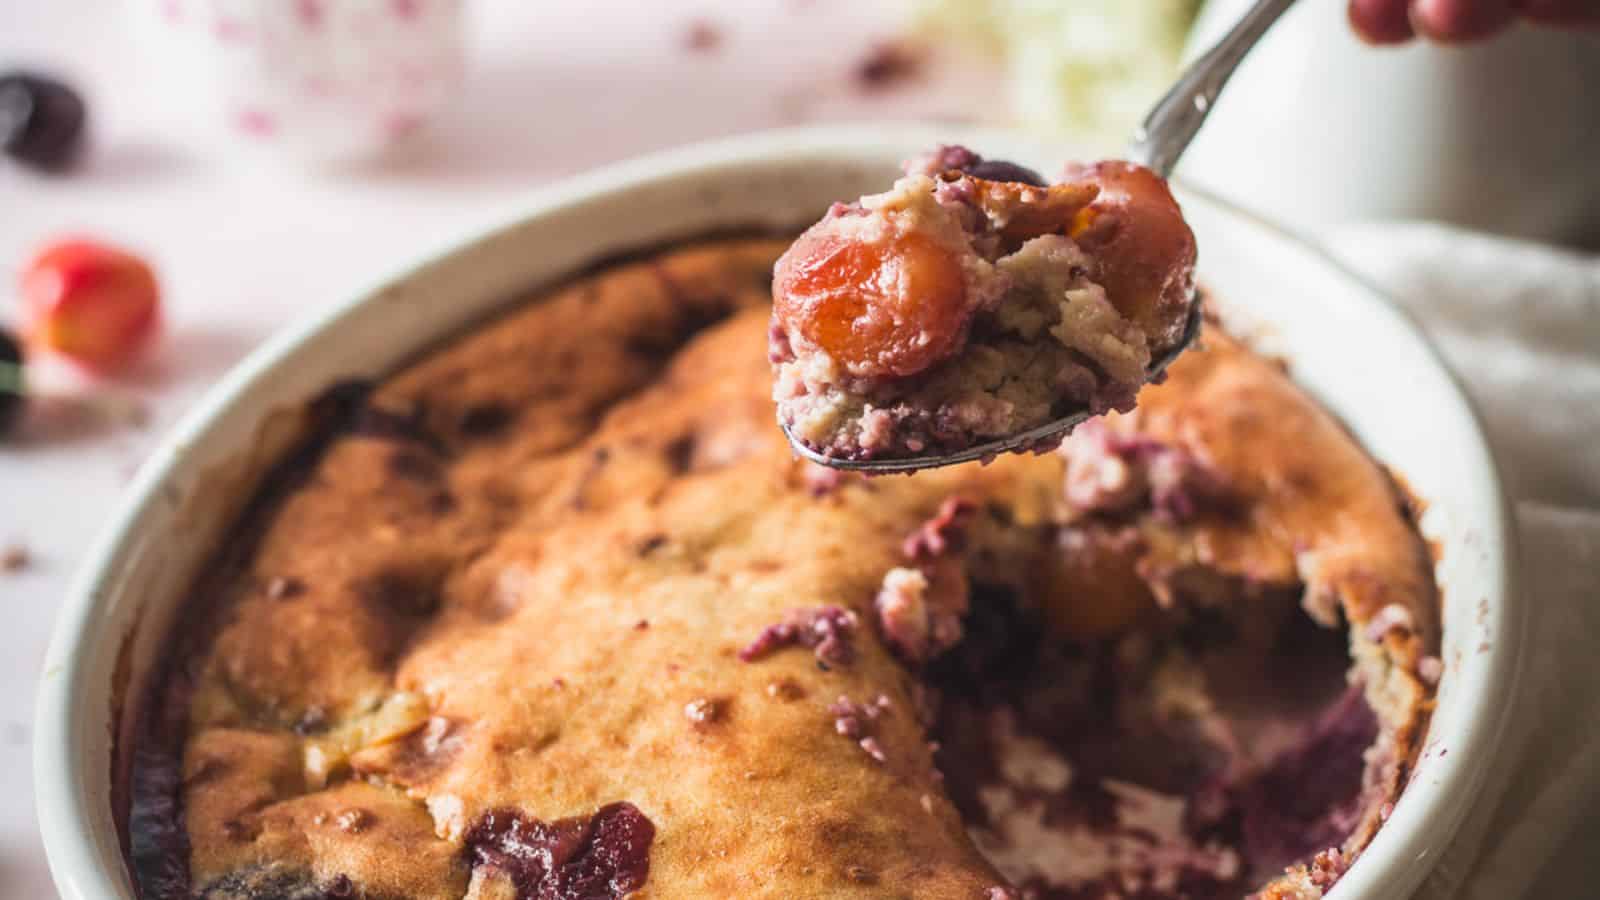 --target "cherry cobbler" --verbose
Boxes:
[771,146,1197,463]
[124,235,1439,900]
